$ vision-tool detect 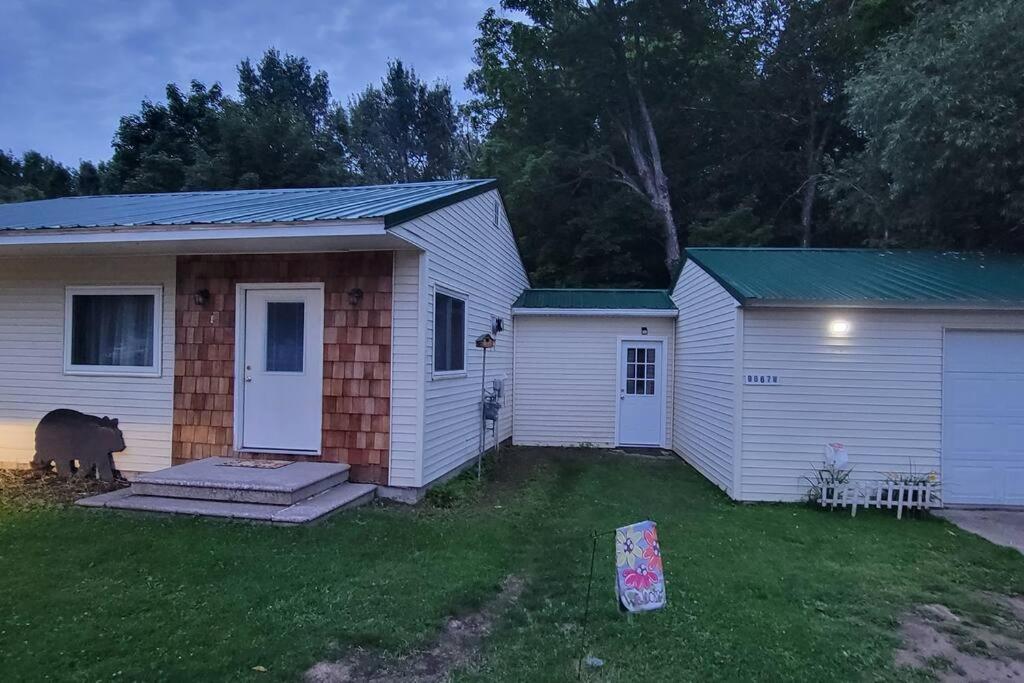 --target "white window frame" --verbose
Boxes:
[64,285,163,378]
[432,285,469,379]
